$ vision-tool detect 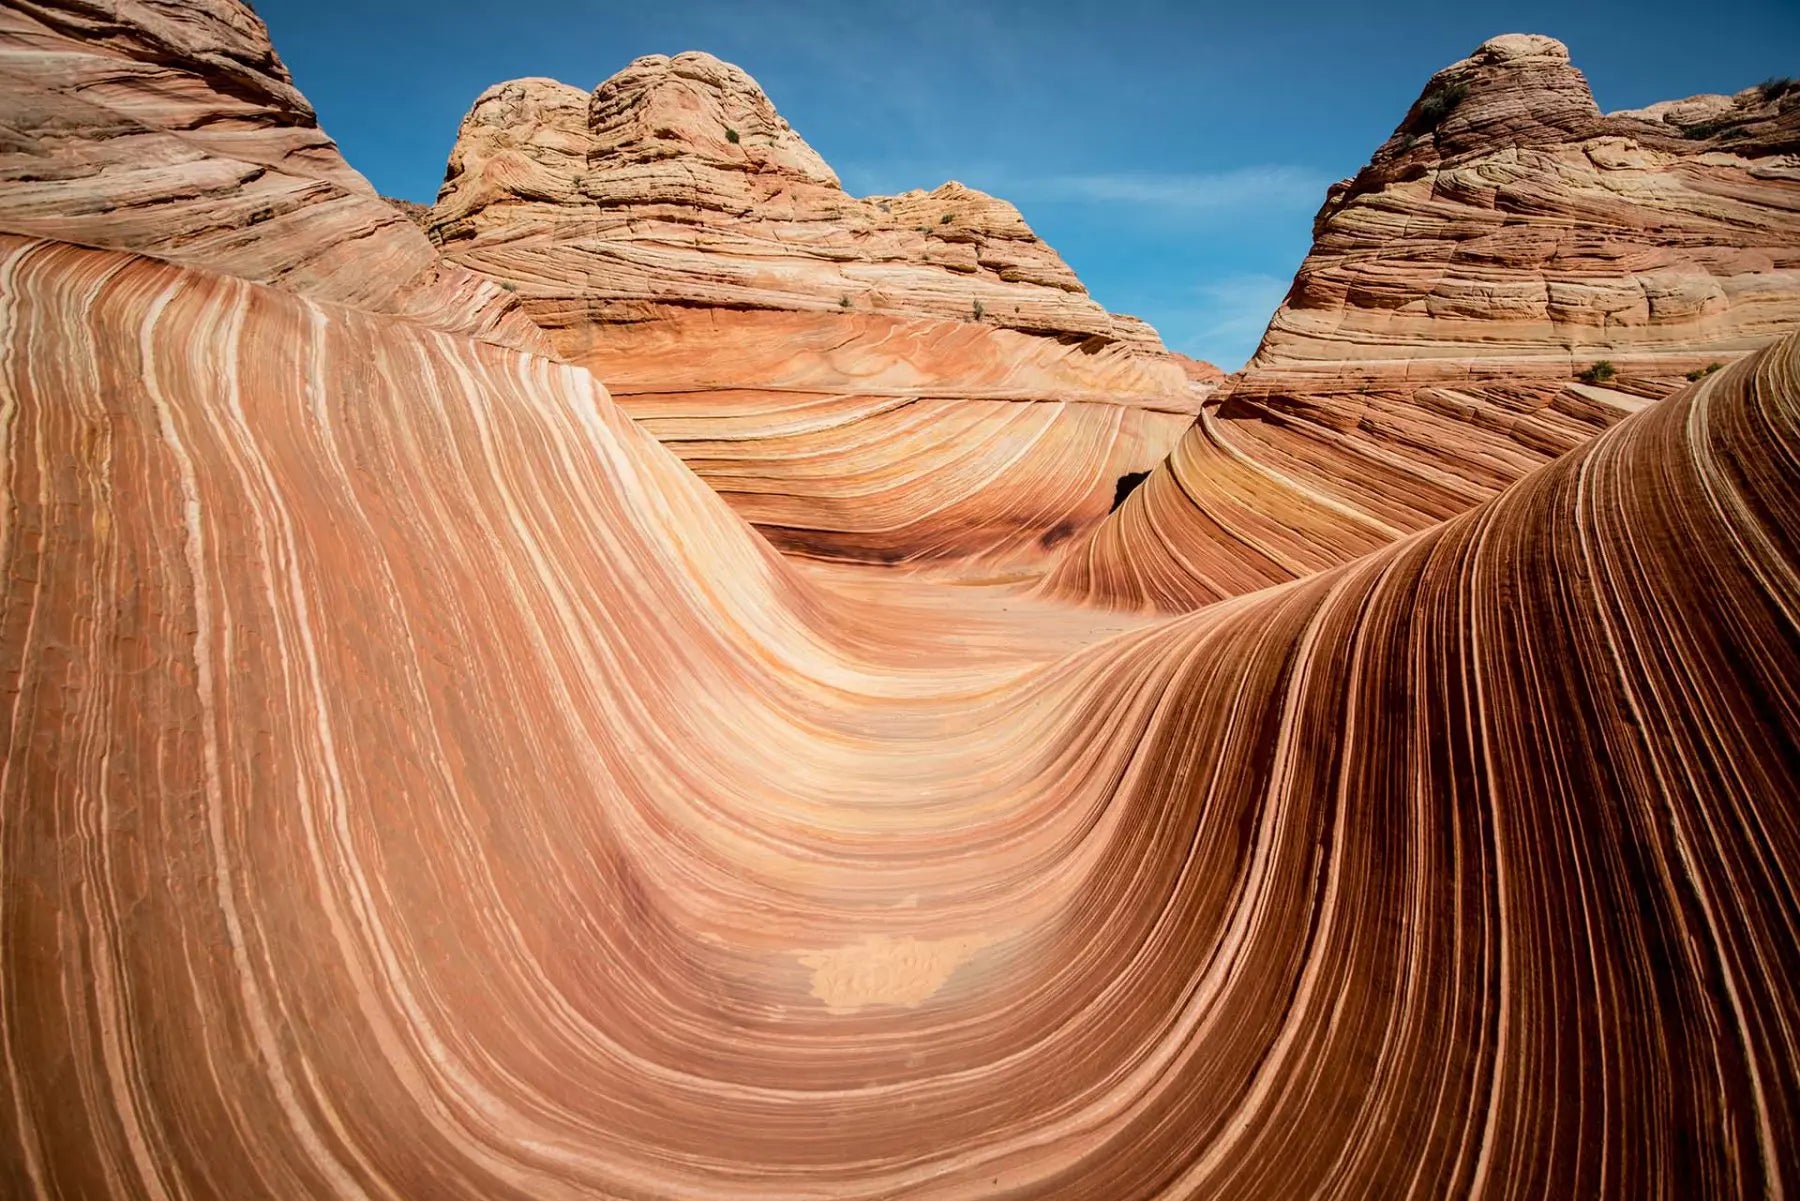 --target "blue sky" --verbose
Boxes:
[258,0,1800,368]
